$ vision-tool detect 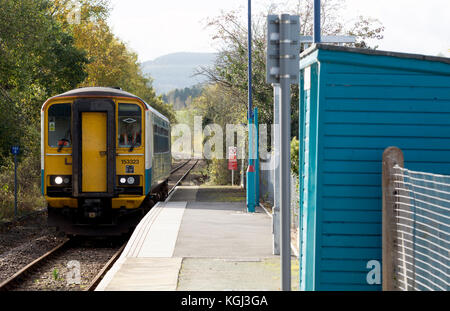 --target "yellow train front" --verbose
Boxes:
[41,87,171,236]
